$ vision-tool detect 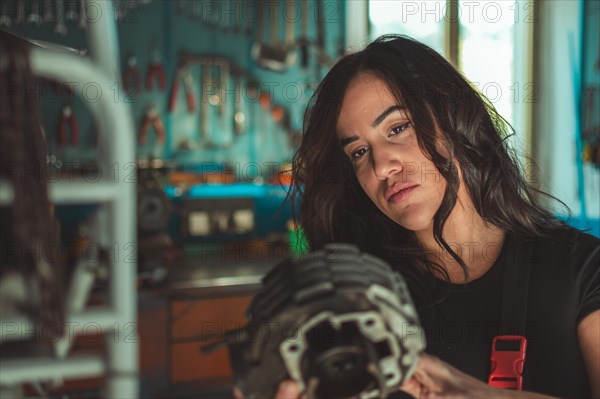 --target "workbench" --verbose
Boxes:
[139,245,289,398]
